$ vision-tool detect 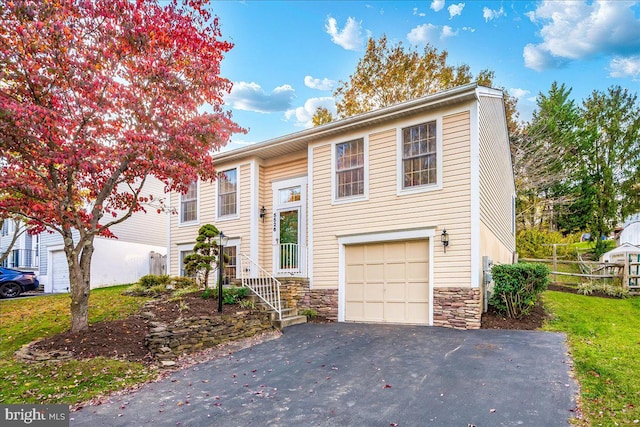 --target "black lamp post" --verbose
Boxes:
[217,231,228,313]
